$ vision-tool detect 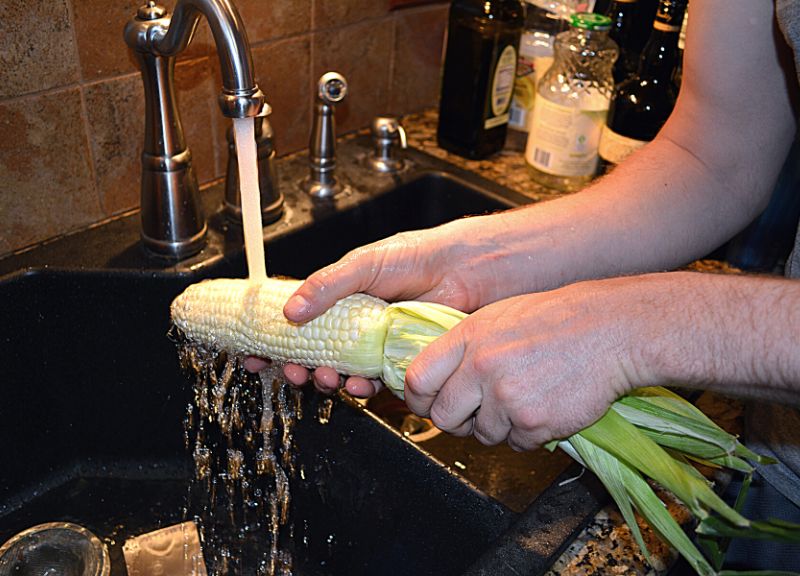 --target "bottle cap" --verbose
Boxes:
[570,12,612,31]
